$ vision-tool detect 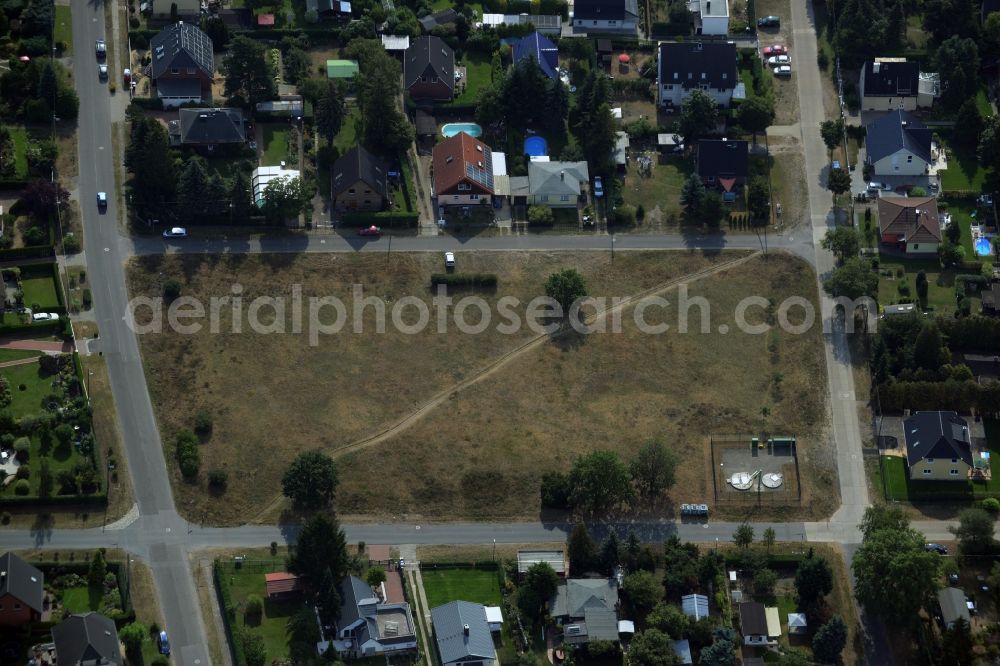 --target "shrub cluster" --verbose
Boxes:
[175,430,200,479]
[430,273,498,287]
